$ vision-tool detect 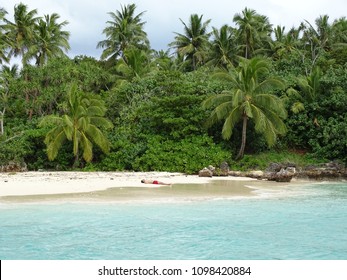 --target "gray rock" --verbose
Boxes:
[219,161,230,176]
[0,161,28,172]
[199,167,213,177]
[266,168,294,182]
[245,170,264,179]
